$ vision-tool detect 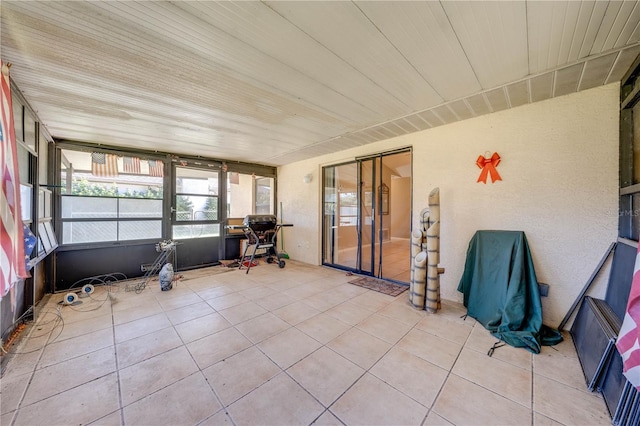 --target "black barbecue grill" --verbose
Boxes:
[234,215,292,274]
